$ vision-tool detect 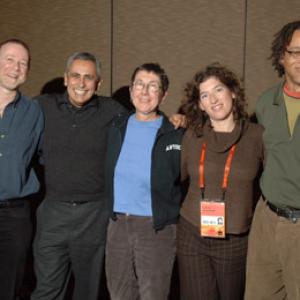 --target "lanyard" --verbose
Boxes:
[199,142,237,200]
